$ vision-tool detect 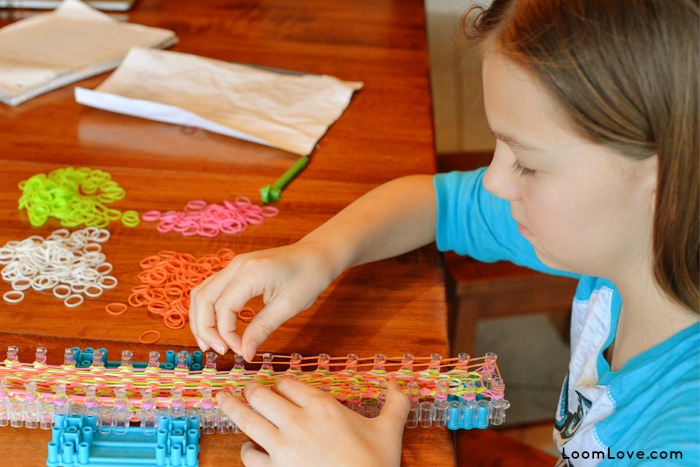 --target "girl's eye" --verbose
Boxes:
[511,160,536,176]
